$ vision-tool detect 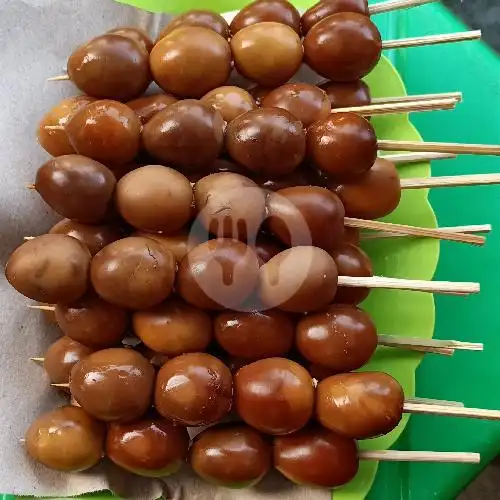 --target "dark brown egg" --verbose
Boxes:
[142,100,224,169]
[308,363,337,381]
[156,10,230,41]
[194,172,266,241]
[201,86,257,122]
[5,234,90,303]
[70,348,155,421]
[235,358,314,435]
[262,83,330,127]
[25,406,105,472]
[177,239,260,310]
[331,243,372,304]
[301,0,369,34]
[155,353,233,425]
[191,424,271,487]
[67,34,151,101]
[126,93,178,124]
[332,157,402,219]
[35,155,116,223]
[107,26,154,52]
[344,225,360,245]
[116,165,193,233]
[55,292,128,348]
[267,186,345,251]
[37,96,95,157]
[274,426,359,487]
[230,0,301,34]
[106,417,190,477]
[43,336,94,385]
[231,22,303,87]
[225,108,305,176]
[150,27,231,98]
[91,237,175,309]
[214,309,294,359]
[307,112,377,177]
[49,219,122,256]
[296,304,377,372]
[132,298,212,356]
[248,85,274,106]
[316,371,405,439]
[259,246,338,312]
[253,234,283,264]
[320,80,371,108]
[304,13,382,81]
[66,100,141,164]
